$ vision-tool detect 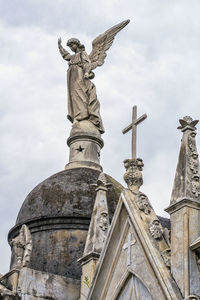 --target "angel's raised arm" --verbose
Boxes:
[58,38,71,61]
